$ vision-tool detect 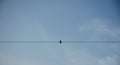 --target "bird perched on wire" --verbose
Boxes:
[59,40,62,44]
